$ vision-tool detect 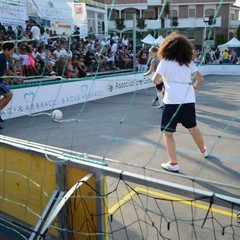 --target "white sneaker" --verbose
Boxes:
[200,146,209,158]
[50,71,56,75]
[161,162,179,173]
